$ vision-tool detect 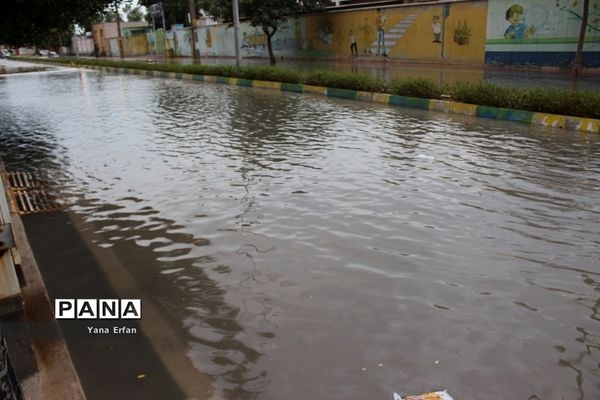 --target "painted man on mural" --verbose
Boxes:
[376,8,387,56]
[504,4,535,39]
[359,17,373,54]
